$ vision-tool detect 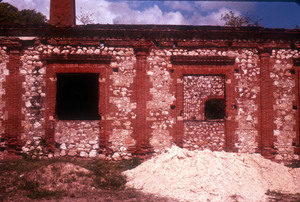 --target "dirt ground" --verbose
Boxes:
[2,181,300,202]
[0,157,300,202]
[0,160,177,202]
[2,184,300,202]
[2,189,178,202]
